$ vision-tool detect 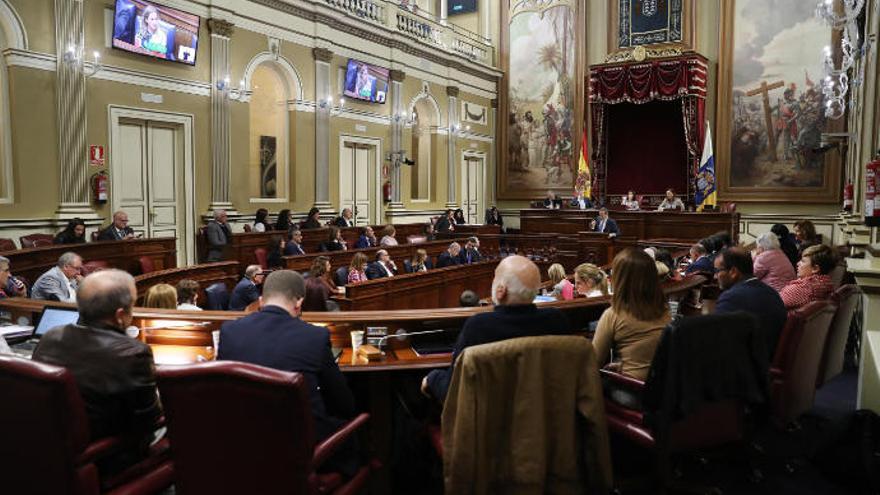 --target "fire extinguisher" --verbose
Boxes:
[843,179,854,213]
[865,152,880,226]
[91,171,108,204]
[383,181,392,202]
